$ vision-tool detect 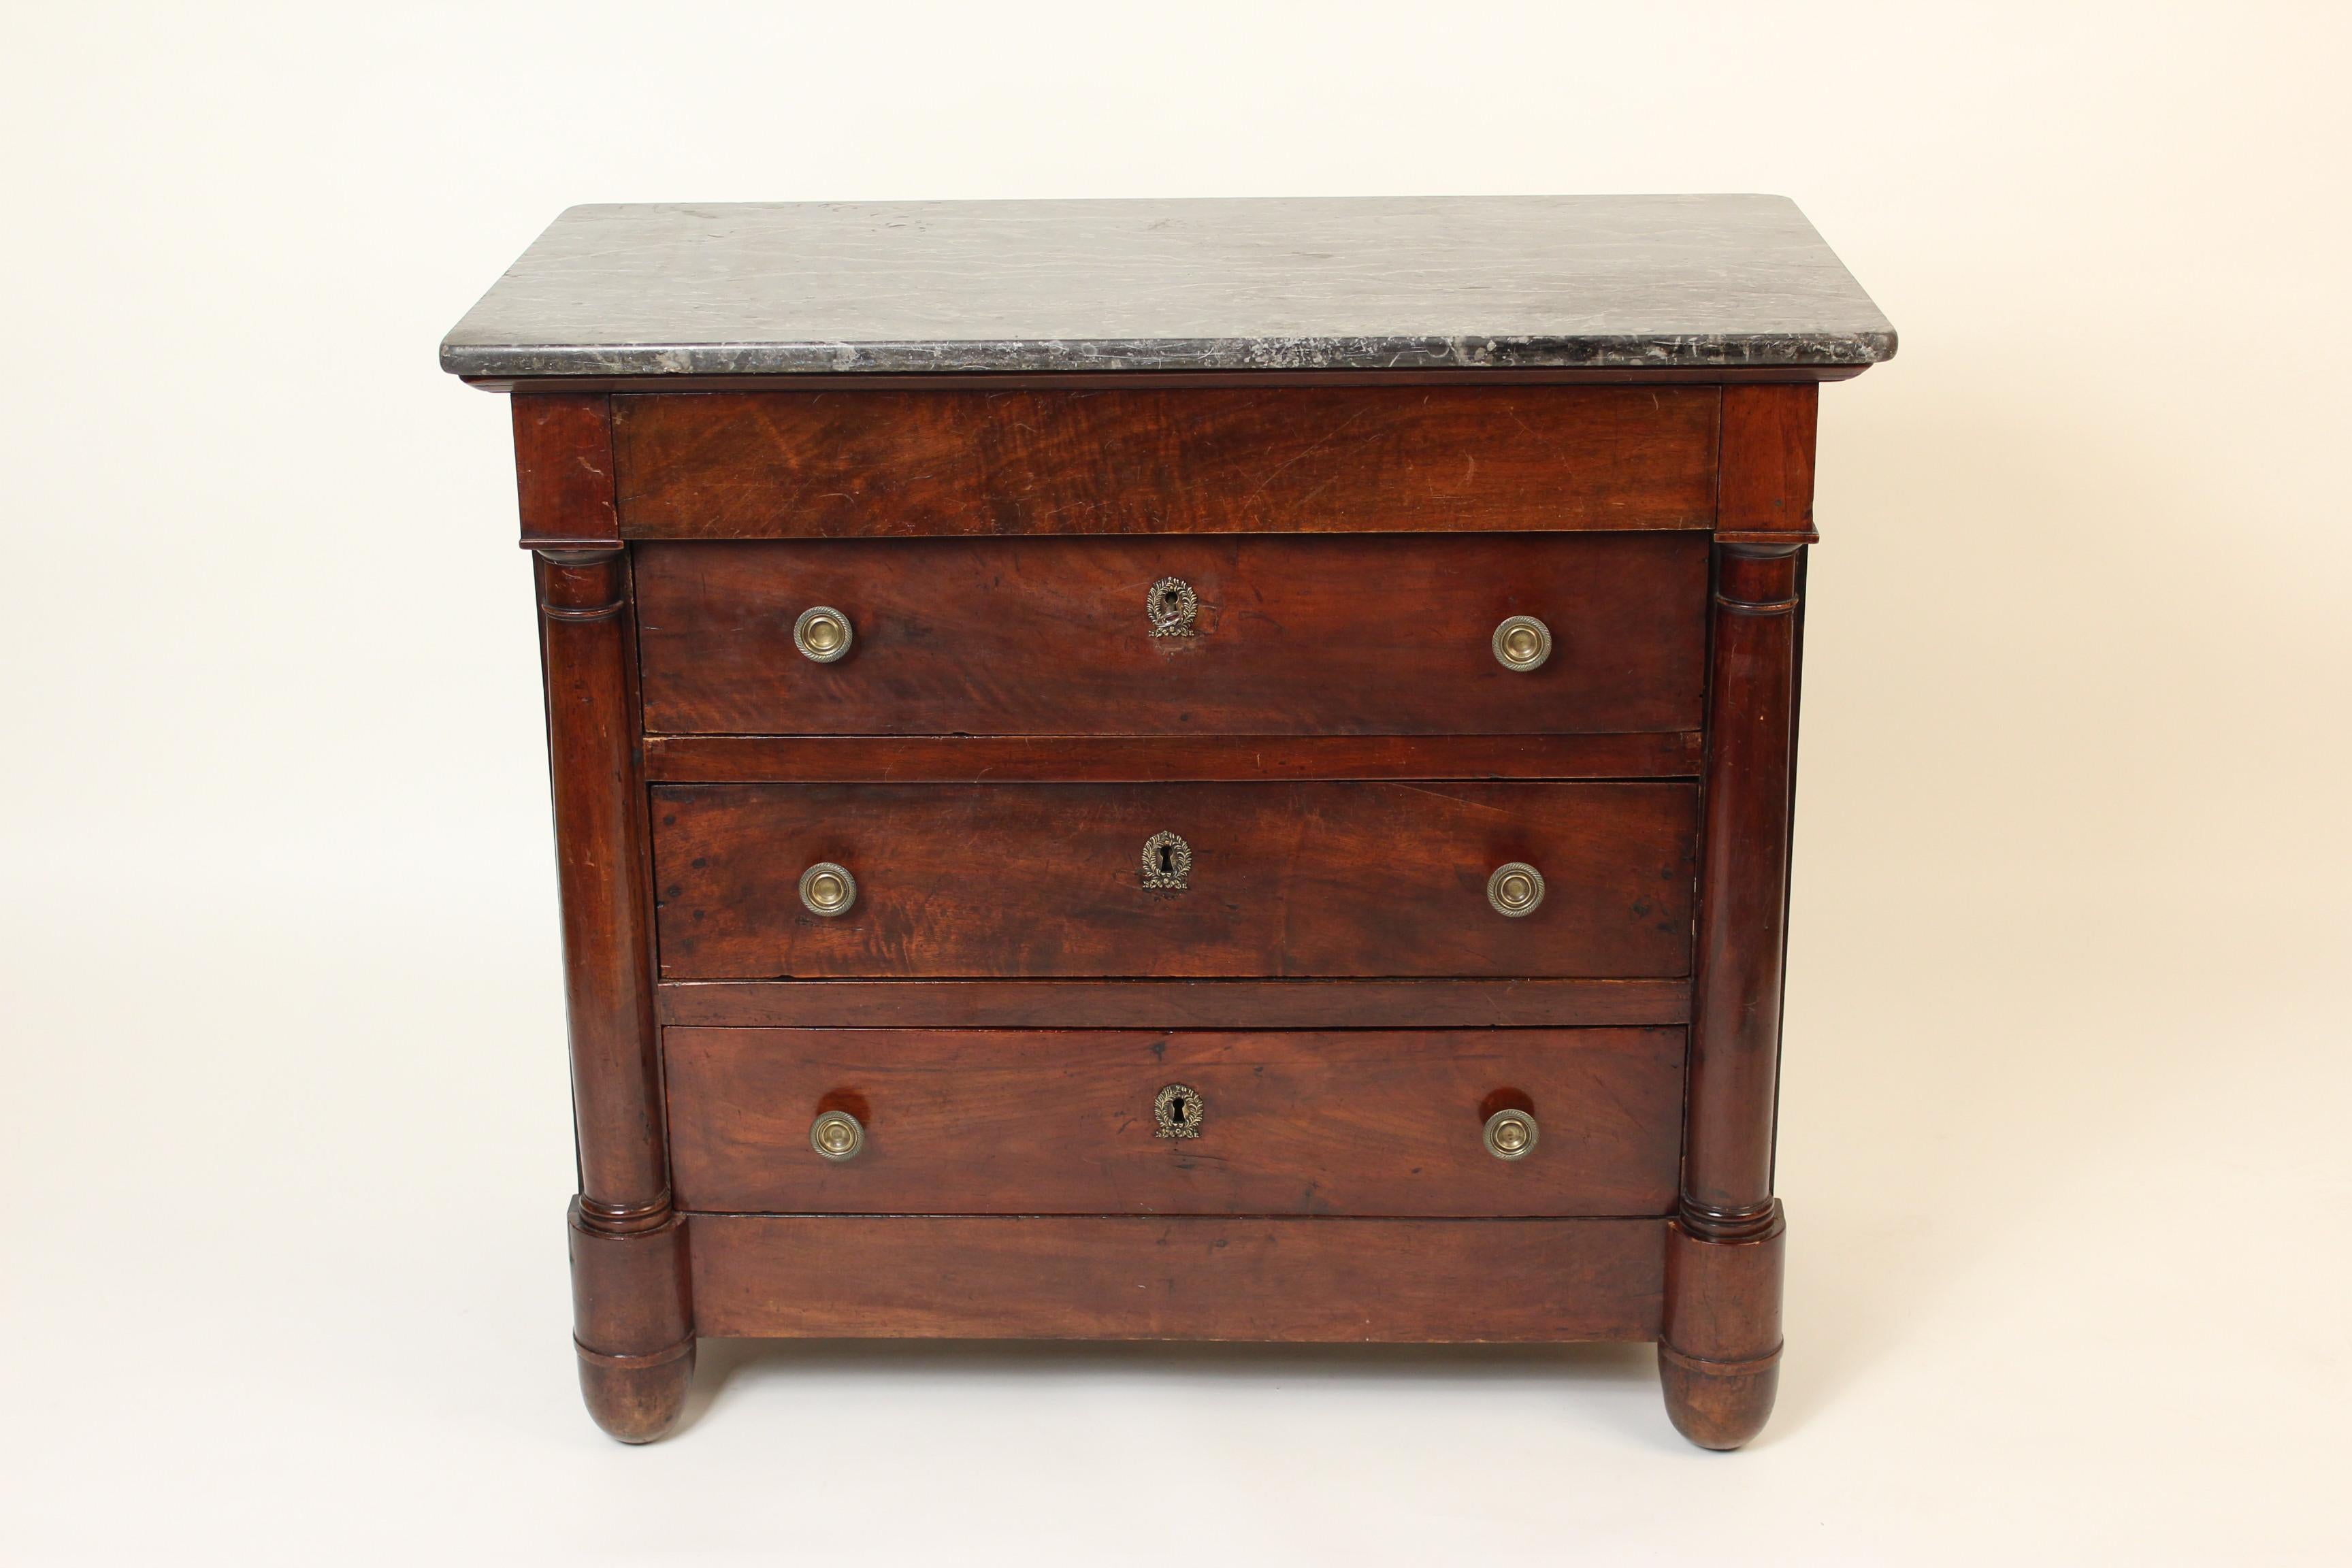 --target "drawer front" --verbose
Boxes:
[610,386,1718,540]
[652,781,1697,979]
[636,533,1706,737]
[666,1028,1684,1217]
